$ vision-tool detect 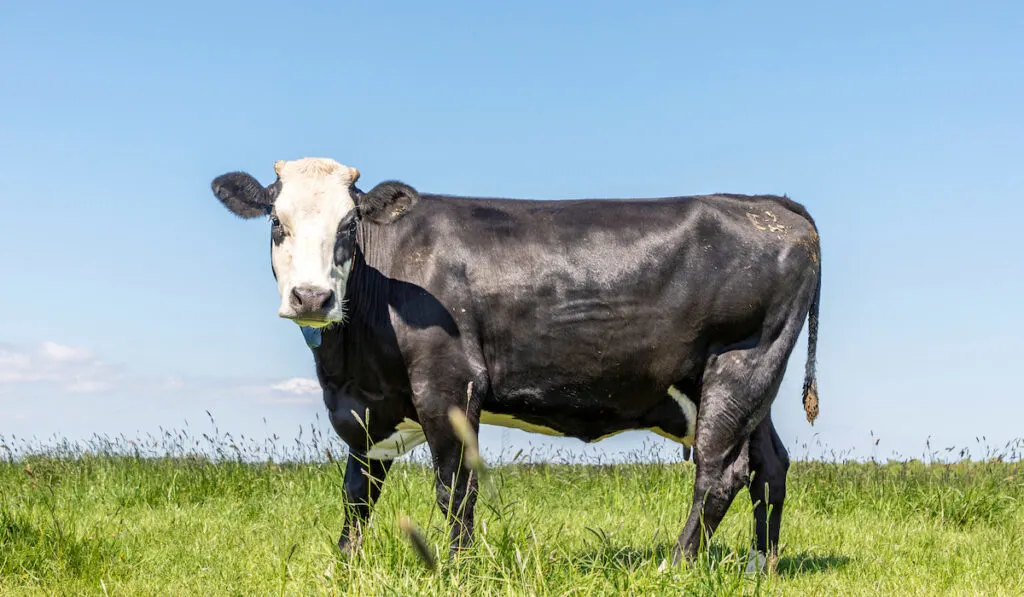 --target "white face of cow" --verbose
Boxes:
[211,157,361,328]
[268,158,360,327]
[211,157,420,328]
